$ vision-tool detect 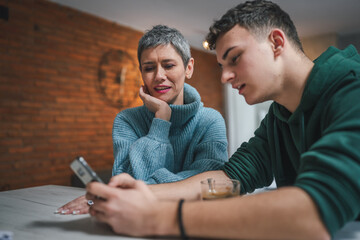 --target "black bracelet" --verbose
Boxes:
[177,199,188,240]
